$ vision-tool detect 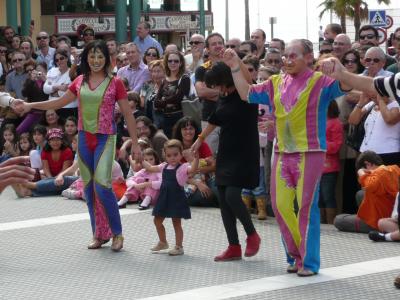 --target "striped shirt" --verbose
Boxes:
[374,73,400,103]
[248,69,345,153]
